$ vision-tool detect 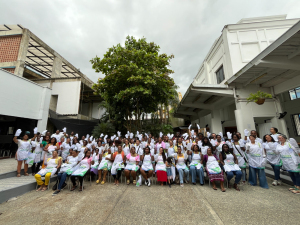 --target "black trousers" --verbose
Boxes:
[112,169,124,181]
[71,176,84,186]
[31,162,42,174]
